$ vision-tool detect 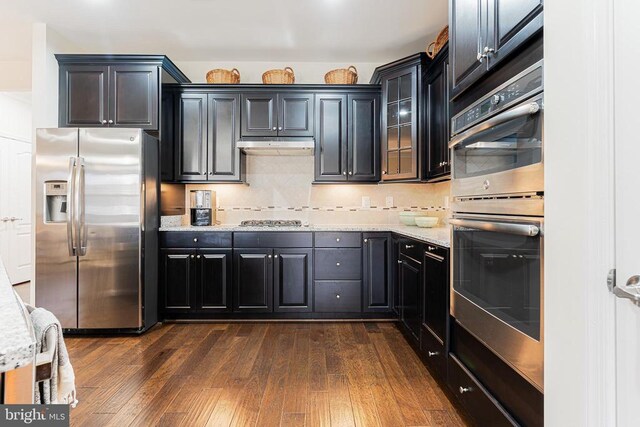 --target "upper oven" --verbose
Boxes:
[450,60,544,199]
